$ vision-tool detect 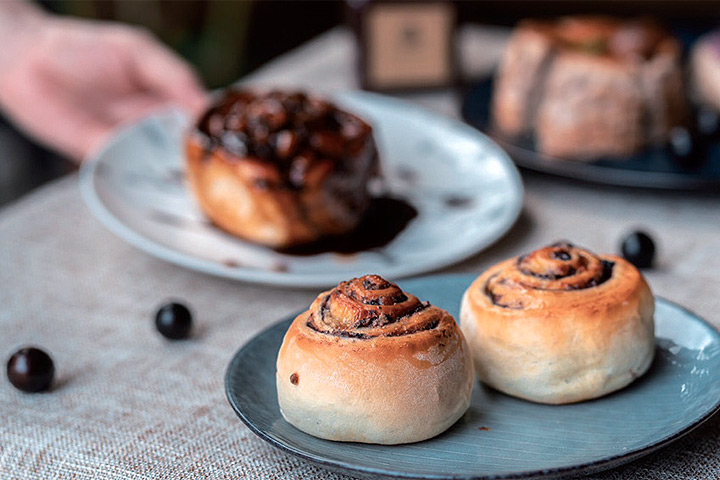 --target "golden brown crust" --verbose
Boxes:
[490,26,555,138]
[185,89,378,248]
[492,16,687,160]
[534,53,646,159]
[521,17,678,62]
[460,242,655,404]
[276,275,475,444]
[691,30,720,112]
